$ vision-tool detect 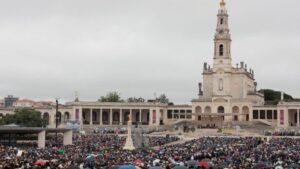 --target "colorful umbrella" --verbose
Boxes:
[198,161,209,168]
[119,165,136,169]
[149,167,163,169]
[110,165,120,169]
[58,149,65,154]
[187,160,197,167]
[172,166,187,169]
[34,159,46,165]
[134,159,142,165]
